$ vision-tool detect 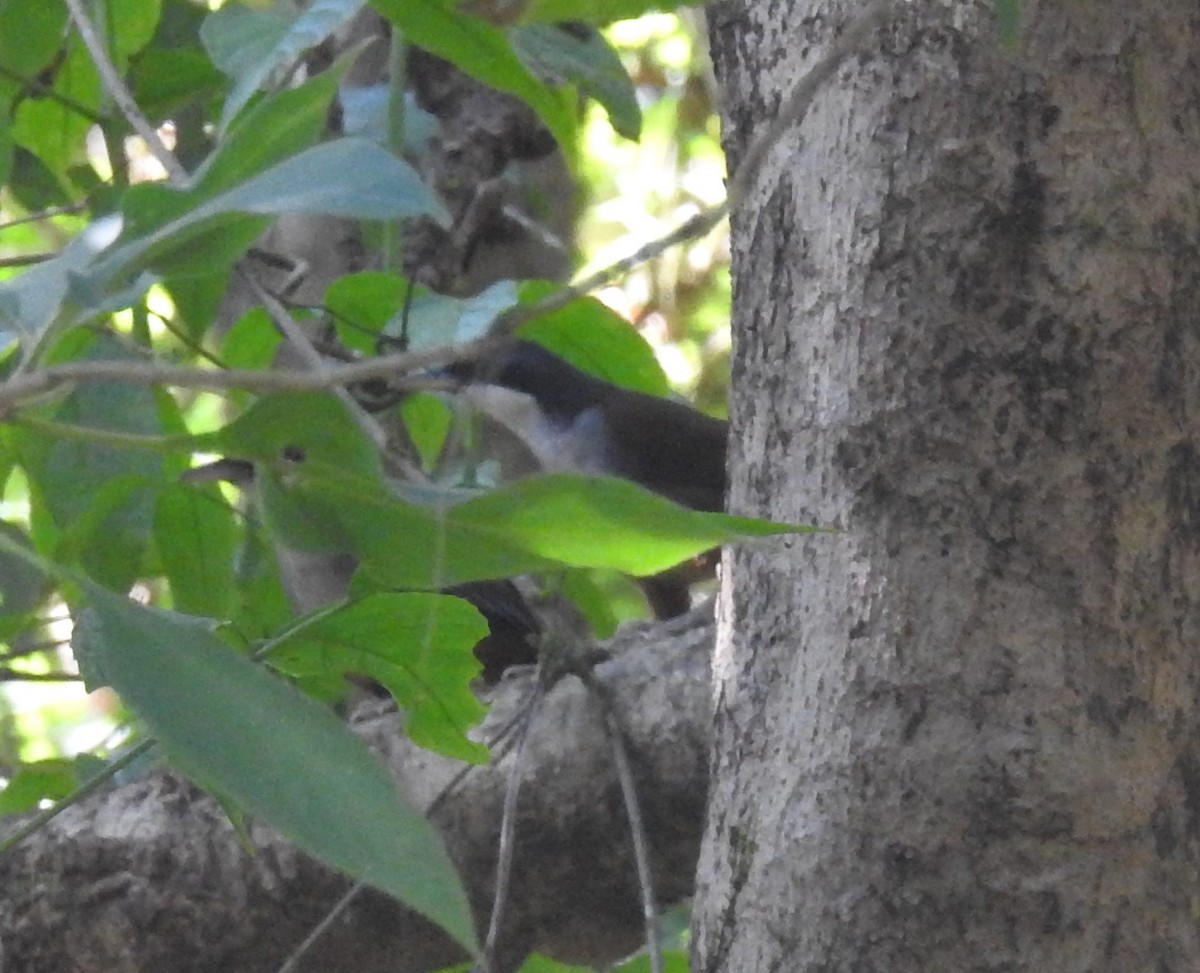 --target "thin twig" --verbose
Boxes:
[479,678,545,973]
[239,269,393,453]
[0,738,159,855]
[0,669,82,682]
[277,681,540,973]
[0,202,88,232]
[62,0,188,185]
[0,253,58,269]
[578,667,663,973]
[274,880,366,973]
[0,61,107,123]
[605,701,662,973]
[0,348,461,417]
